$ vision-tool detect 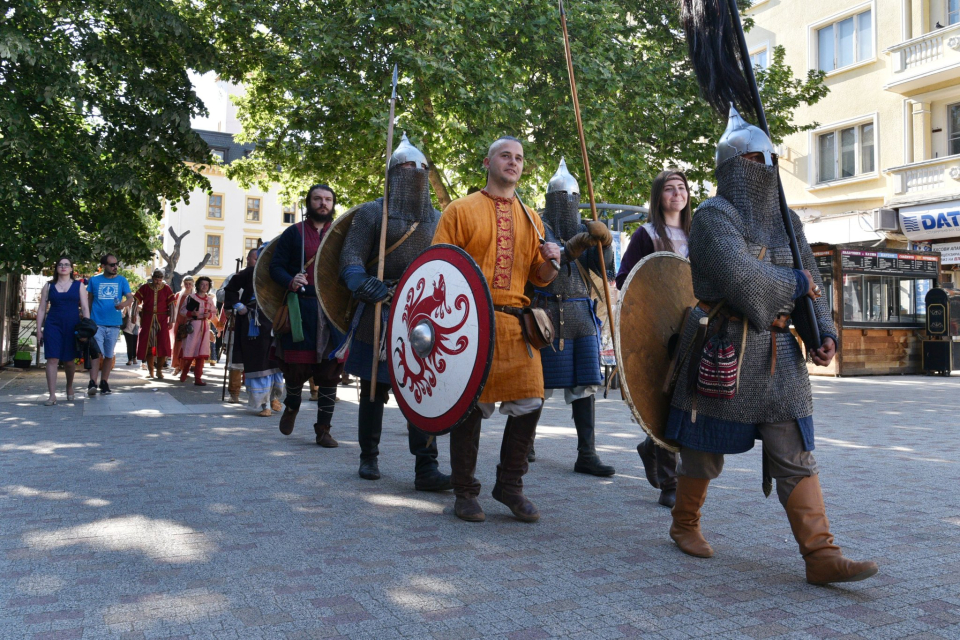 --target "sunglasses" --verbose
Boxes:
[105,262,118,267]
